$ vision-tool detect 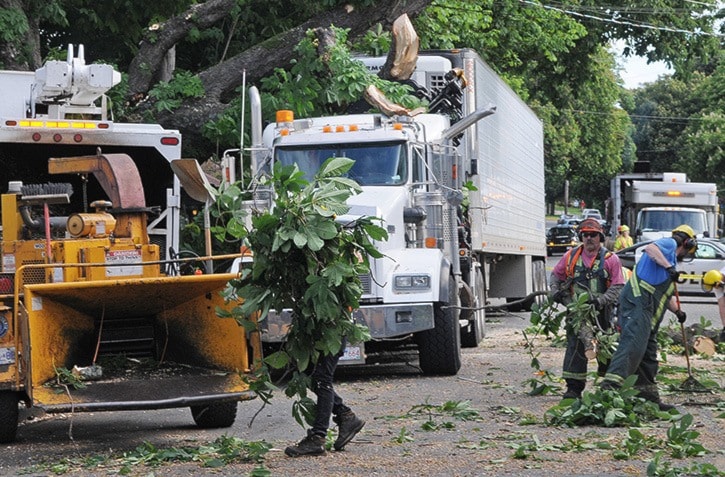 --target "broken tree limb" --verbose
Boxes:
[379,14,419,81]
